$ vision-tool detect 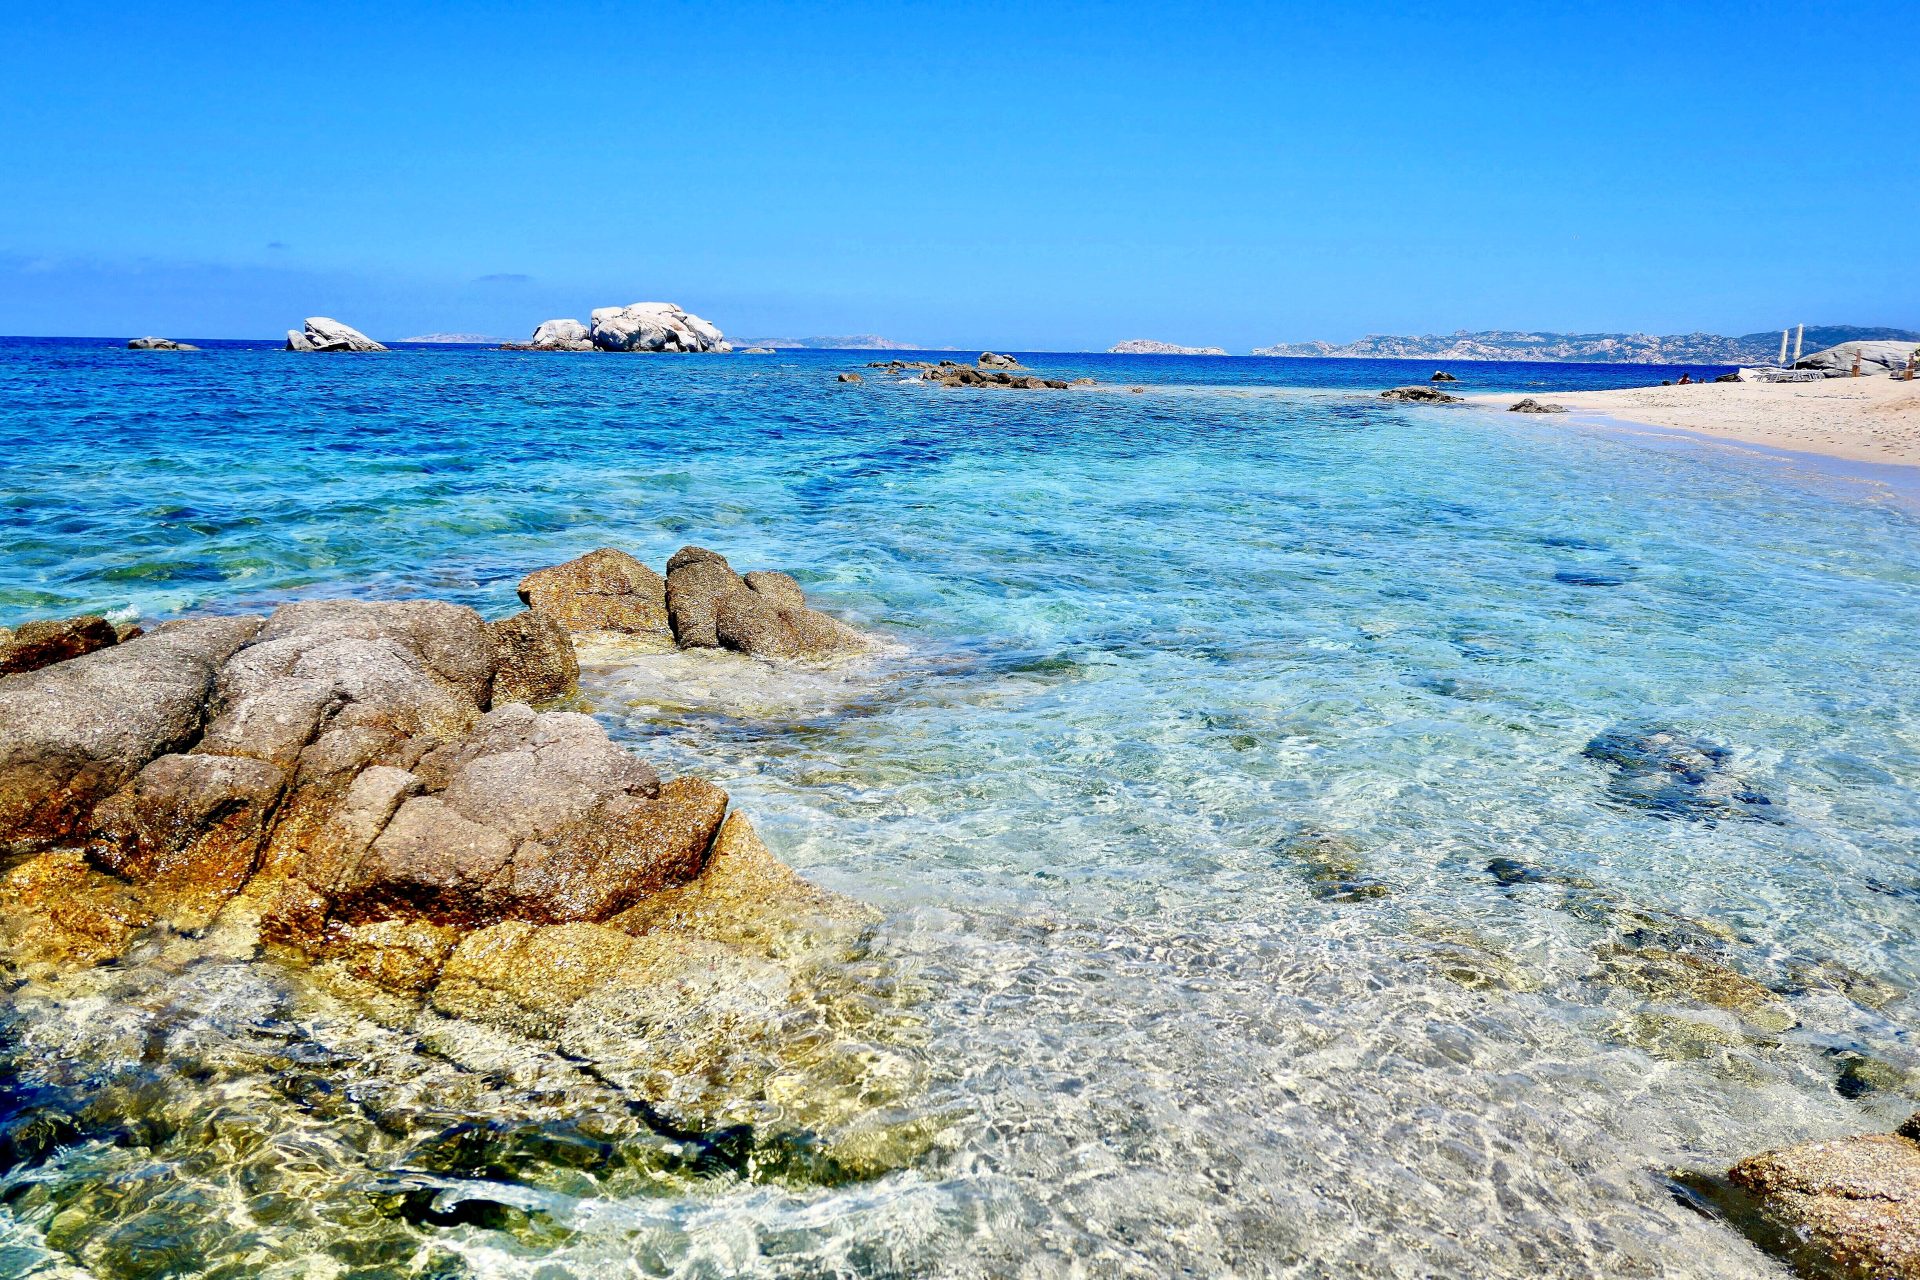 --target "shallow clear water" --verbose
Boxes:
[2,340,1918,1278]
